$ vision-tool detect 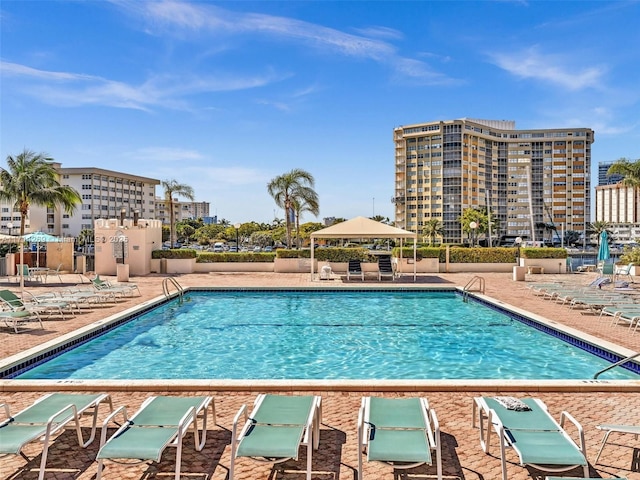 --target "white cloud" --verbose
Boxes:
[116,0,457,85]
[488,46,606,90]
[1,60,284,111]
